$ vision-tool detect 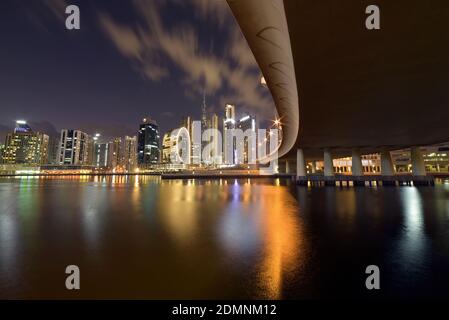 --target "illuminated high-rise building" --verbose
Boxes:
[162,130,175,164]
[123,136,137,171]
[181,116,192,136]
[58,129,89,165]
[223,104,236,165]
[201,90,208,133]
[237,115,257,164]
[47,137,60,165]
[181,116,196,164]
[210,113,221,165]
[94,142,111,169]
[137,117,160,167]
[225,104,235,121]
[0,144,4,164]
[110,137,123,169]
[2,121,49,165]
[84,135,95,166]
